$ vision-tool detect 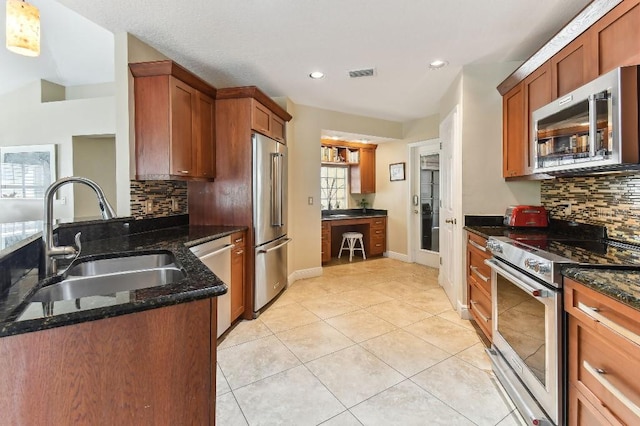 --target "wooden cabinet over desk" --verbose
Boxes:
[321,215,387,263]
[321,139,378,194]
